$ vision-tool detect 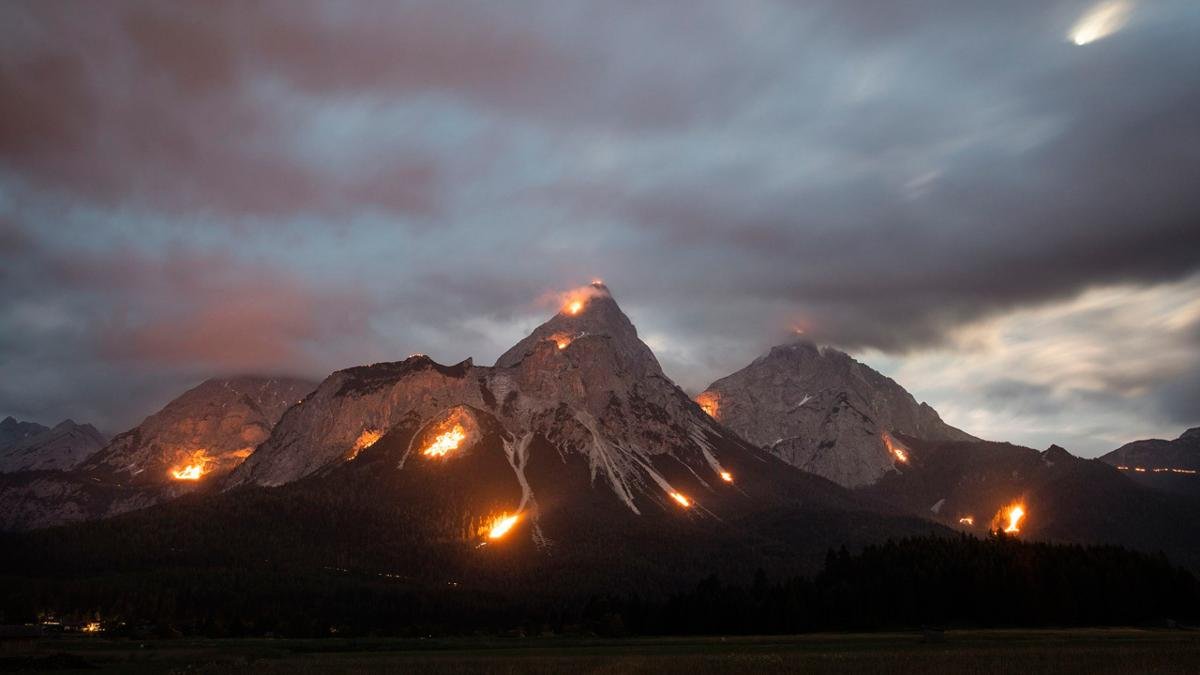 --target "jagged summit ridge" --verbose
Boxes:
[227,284,751,523]
[698,338,975,488]
[495,282,664,378]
